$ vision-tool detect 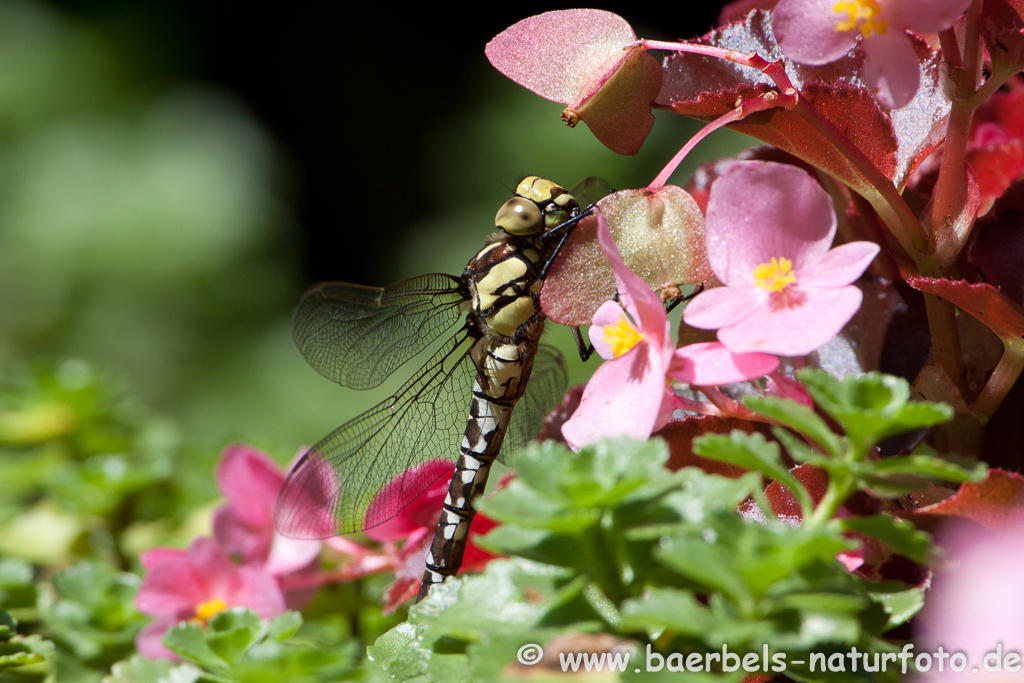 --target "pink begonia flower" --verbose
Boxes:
[561,214,779,449]
[918,522,1024,679]
[323,460,500,613]
[134,536,286,660]
[771,0,972,108]
[683,161,880,357]
[213,444,321,577]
